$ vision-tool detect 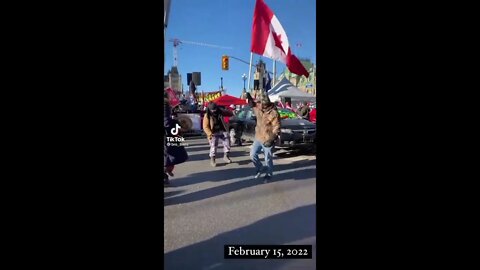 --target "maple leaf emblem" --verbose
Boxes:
[272,31,286,54]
